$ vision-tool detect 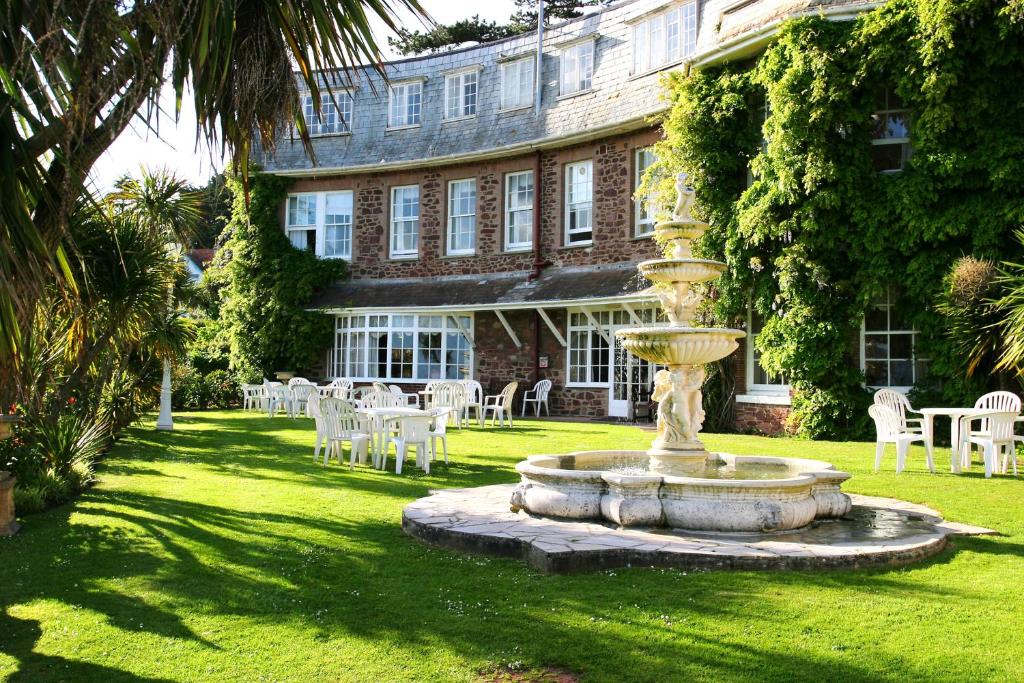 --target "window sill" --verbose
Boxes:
[504,246,533,254]
[389,253,419,261]
[320,254,352,261]
[442,114,477,124]
[628,57,688,81]
[499,104,533,115]
[385,124,421,132]
[560,241,594,250]
[441,251,476,260]
[565,383,609,390]
[632,231,655,241]
[307,131,352,139]
[557,88,594,102]
[736,393,792,406]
